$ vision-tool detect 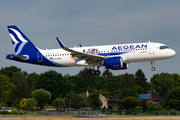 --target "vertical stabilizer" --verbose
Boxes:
[7,25,37,54]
